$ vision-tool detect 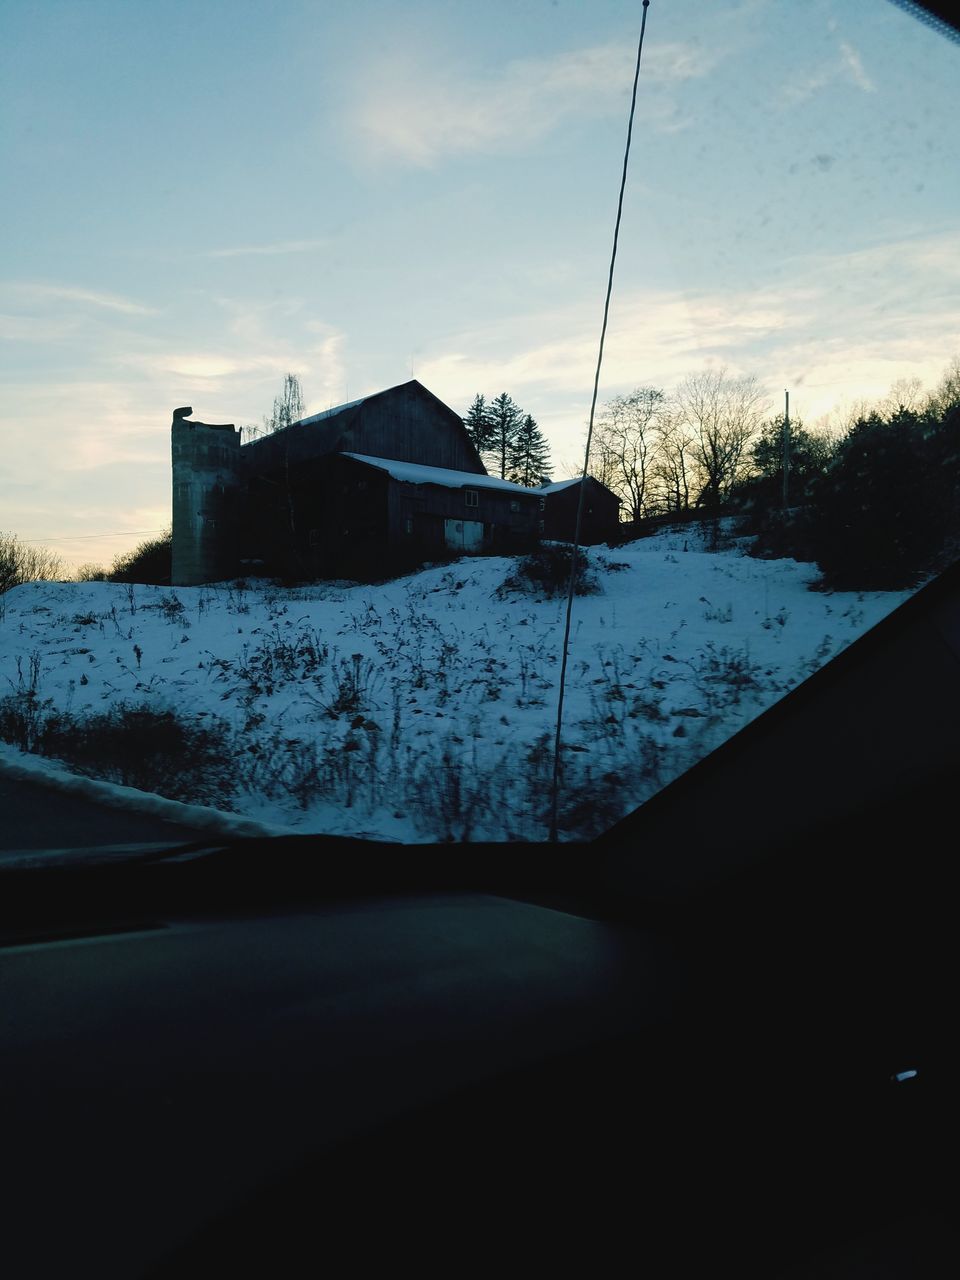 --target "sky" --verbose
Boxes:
[2,0,958,571]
